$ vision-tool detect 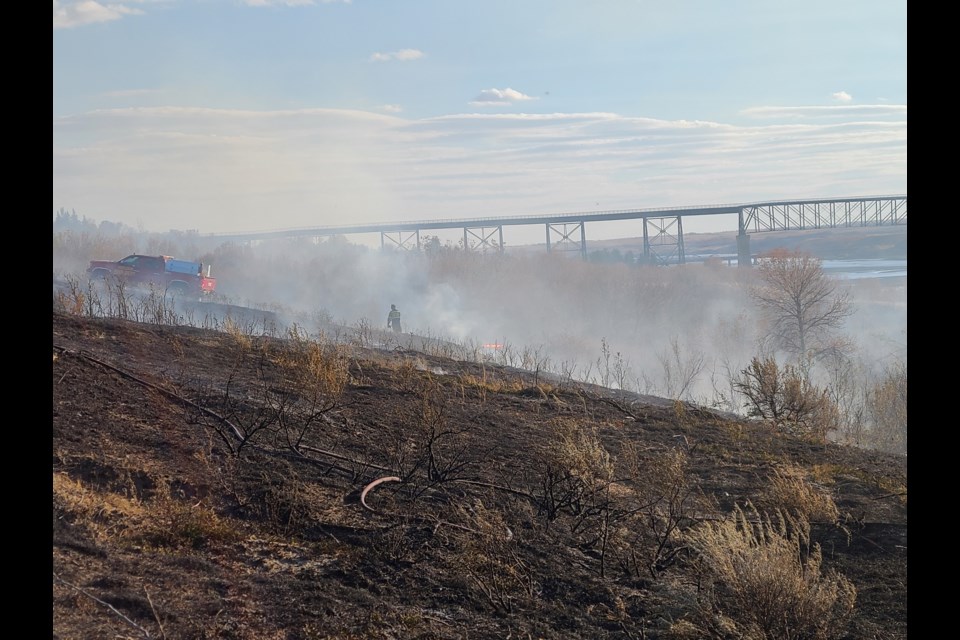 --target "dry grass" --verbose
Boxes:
[810,463,907,507]
[685,503,857,640]
[224,316,255,351]
[759,463,840,524]
[54,471,146,542]
[551,419,615,489]
[272,325,351,402]
[139,487,240,549]
[54,471,240,550]
[454,500,539,613]
[458,369,554,399]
